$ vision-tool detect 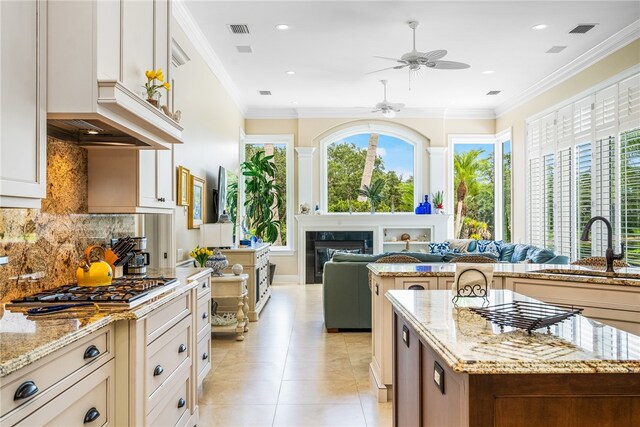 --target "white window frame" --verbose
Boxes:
[240,133,295,255]
[318,123,426,213]
[448,129,512,242]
